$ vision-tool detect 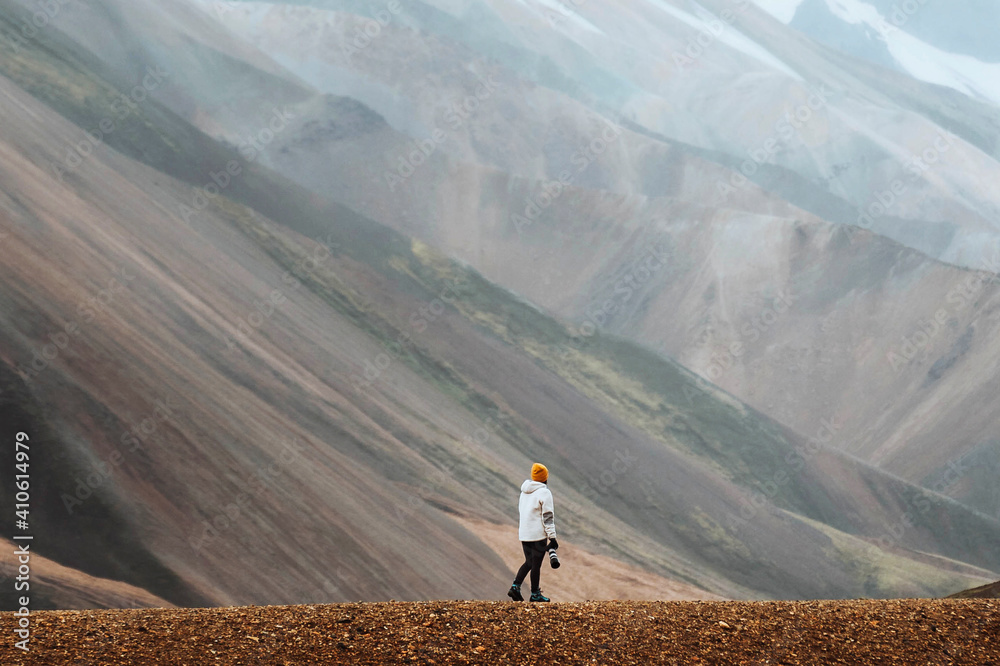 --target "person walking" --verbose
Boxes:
[508,463,558,602]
